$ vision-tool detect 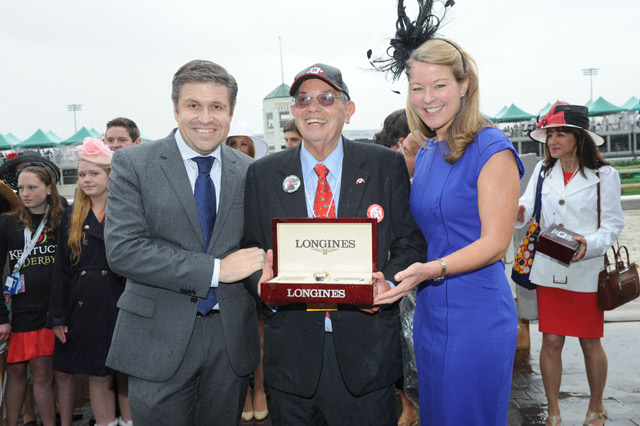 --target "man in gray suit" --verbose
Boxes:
[105,60,266,426]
